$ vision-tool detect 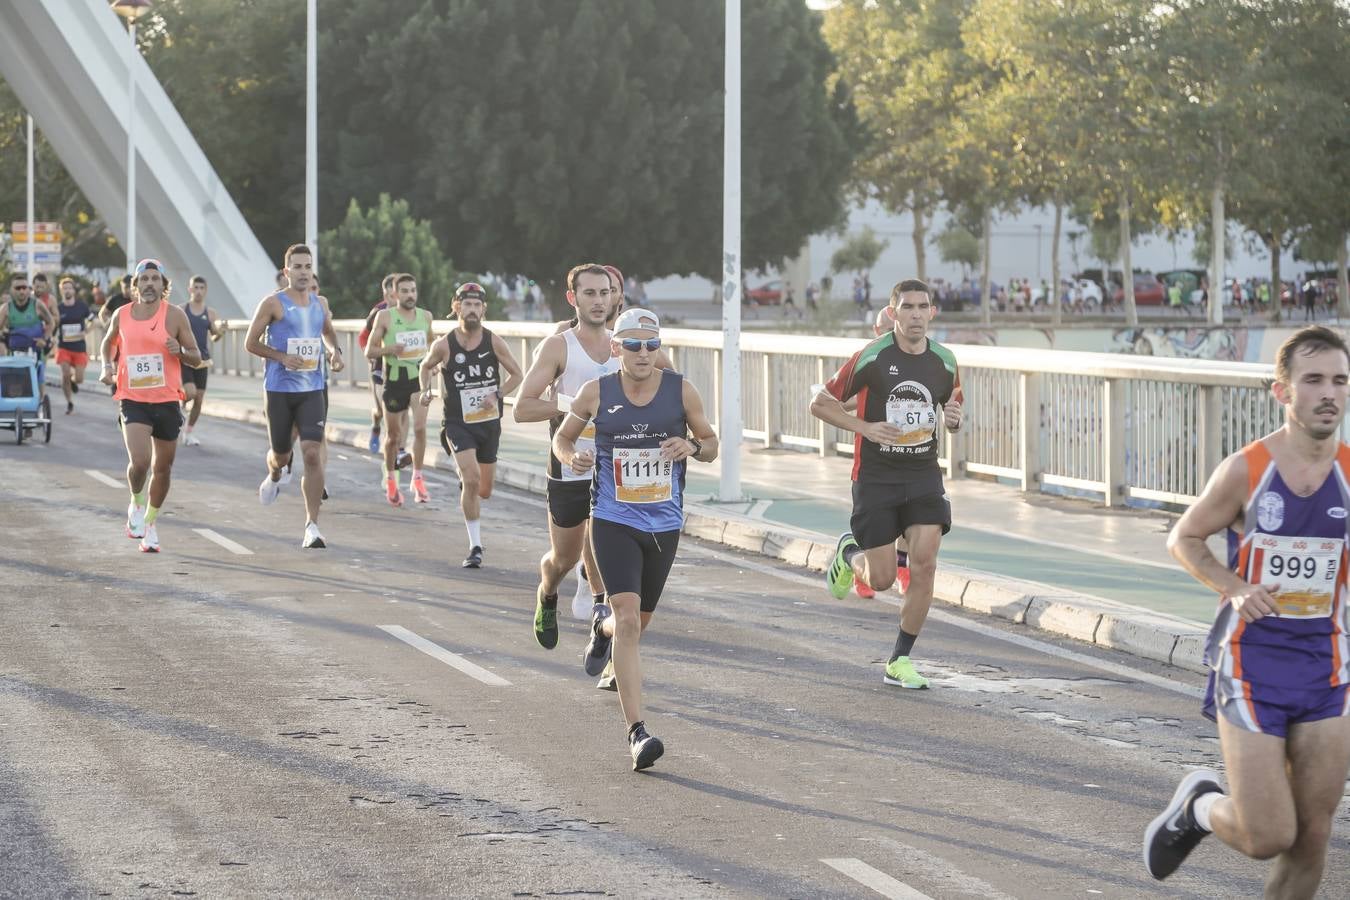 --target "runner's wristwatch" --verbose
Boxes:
[688,438,703,460]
